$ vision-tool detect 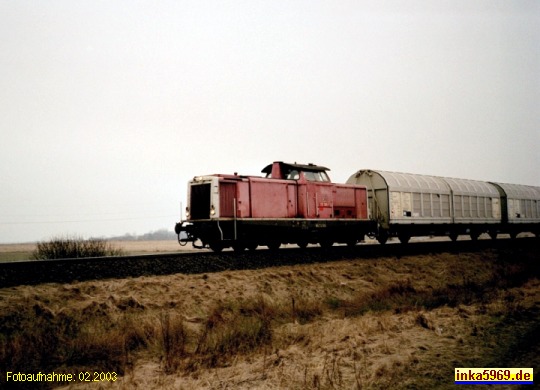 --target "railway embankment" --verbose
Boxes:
[0,238,536,287]
[0,239,538,389]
